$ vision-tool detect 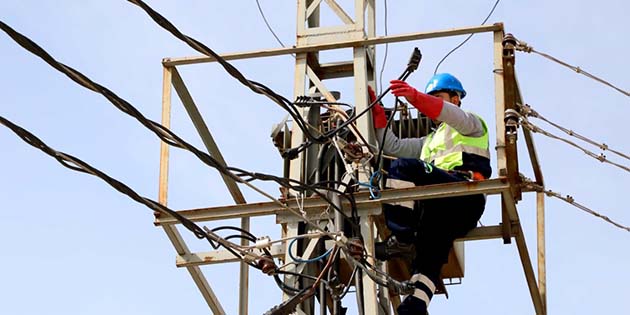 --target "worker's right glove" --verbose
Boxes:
[368,86,387,129]
[389,80,443,119]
